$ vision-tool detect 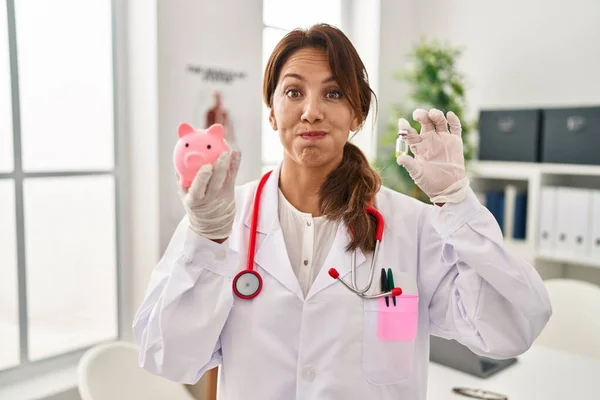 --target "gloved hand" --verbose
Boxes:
[179,150,242,240]
[396,108,469,204]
